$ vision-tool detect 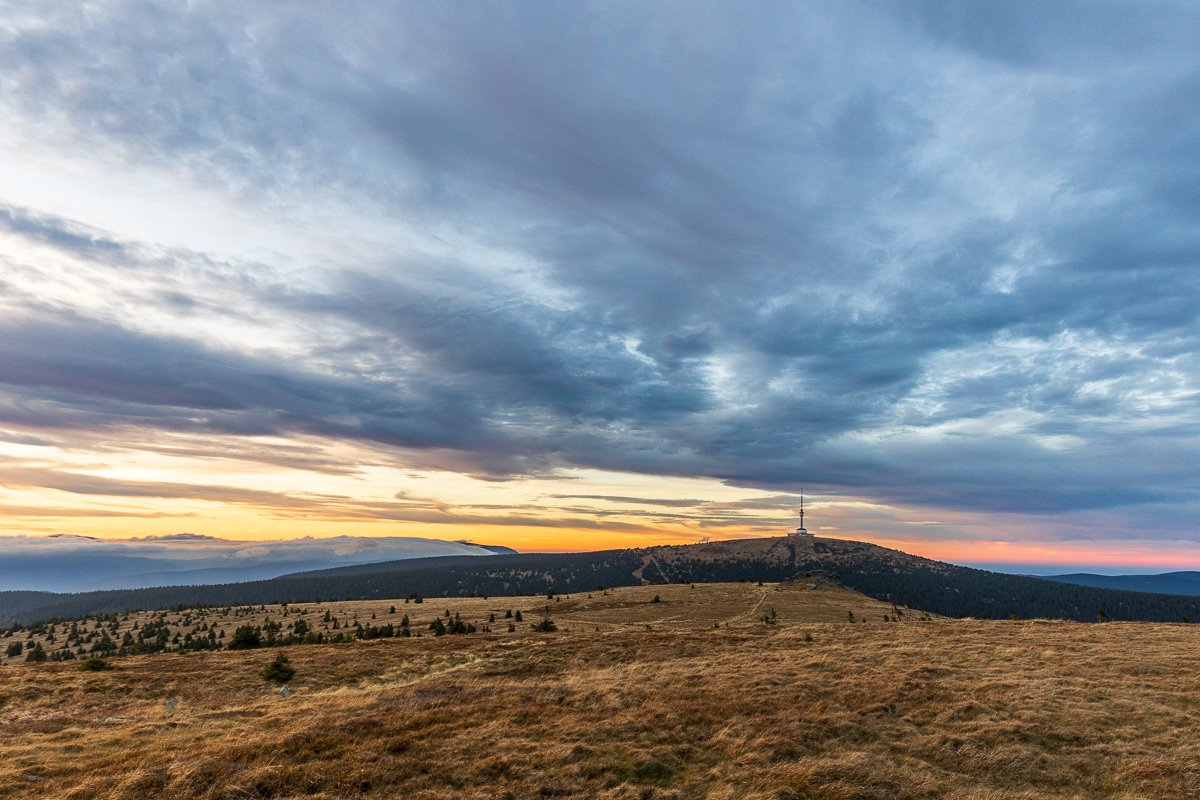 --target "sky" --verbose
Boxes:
[1,1,1199,572]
